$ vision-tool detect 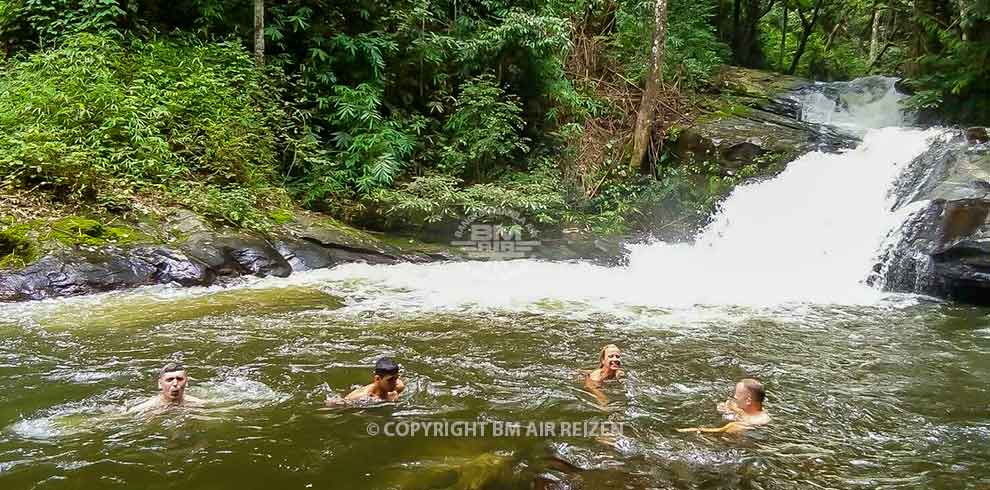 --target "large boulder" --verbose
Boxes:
[873,129,990,304]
